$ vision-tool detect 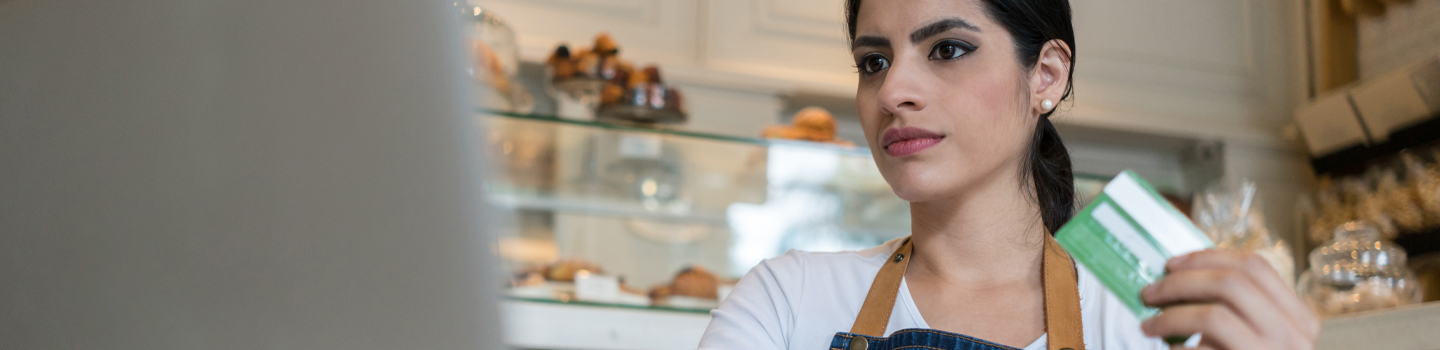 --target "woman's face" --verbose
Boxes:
[852,0,1037,203]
